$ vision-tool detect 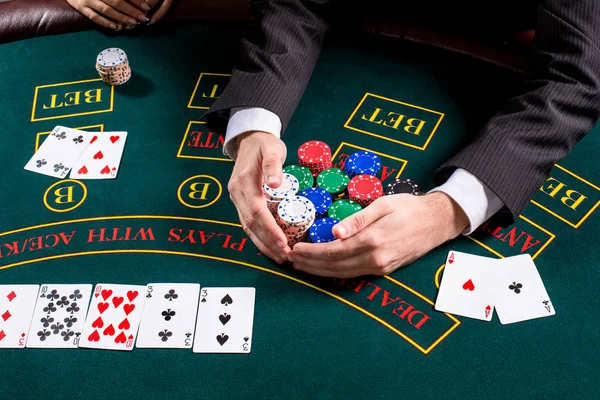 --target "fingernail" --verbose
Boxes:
[141,2,151,11]
[125,24,136,30]
[337,225,347,237]
[138,14,150,23]
[110,23,119,30]
[128,18,138,25]
[288,255,295,262]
